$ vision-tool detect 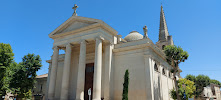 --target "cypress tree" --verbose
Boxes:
[122,69,129,100]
